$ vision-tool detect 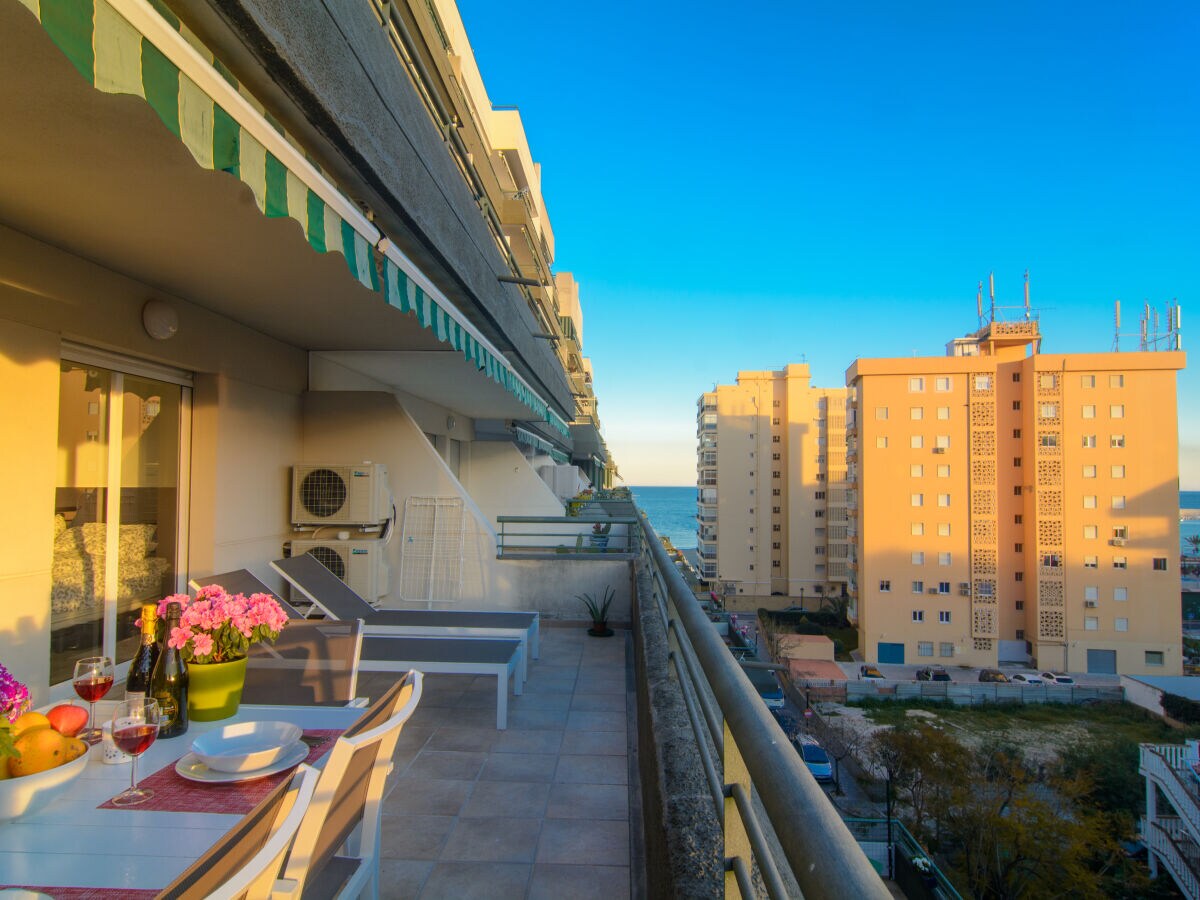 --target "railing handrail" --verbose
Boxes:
[497,515,639,524]
[640,516,888,898]
[1141,745,1200,845]
[1147,818,1200,898]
